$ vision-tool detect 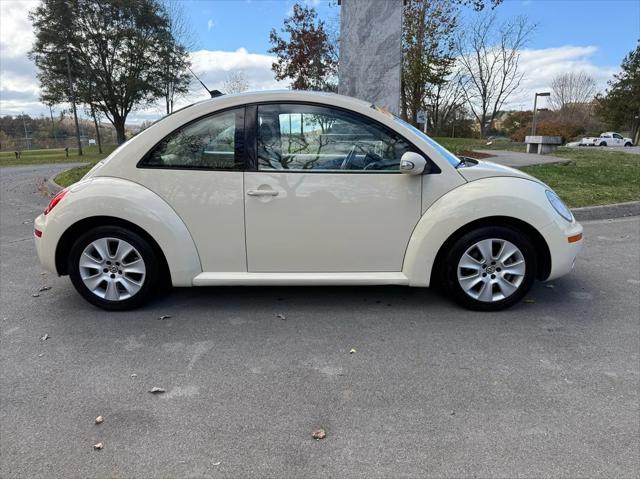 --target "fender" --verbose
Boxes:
[403,177,556,286]
[39,177,201,286]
